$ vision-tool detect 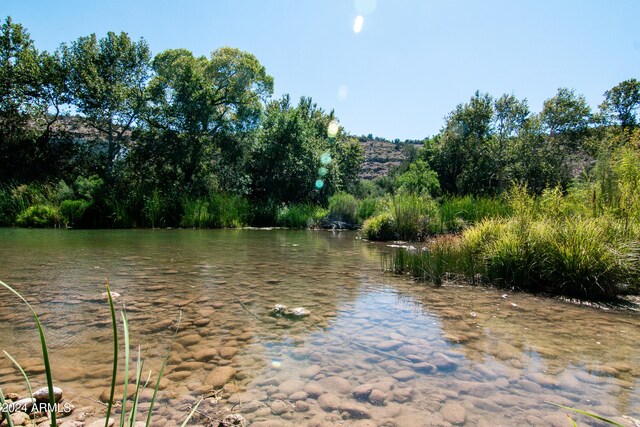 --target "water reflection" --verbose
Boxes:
[0,229,638,426]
